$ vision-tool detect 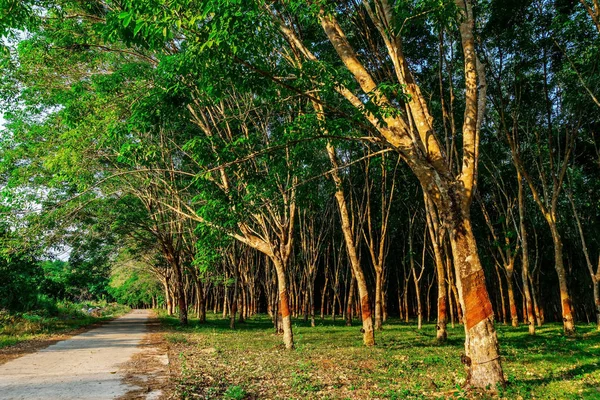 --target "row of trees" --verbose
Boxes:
[1,0,599,389]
